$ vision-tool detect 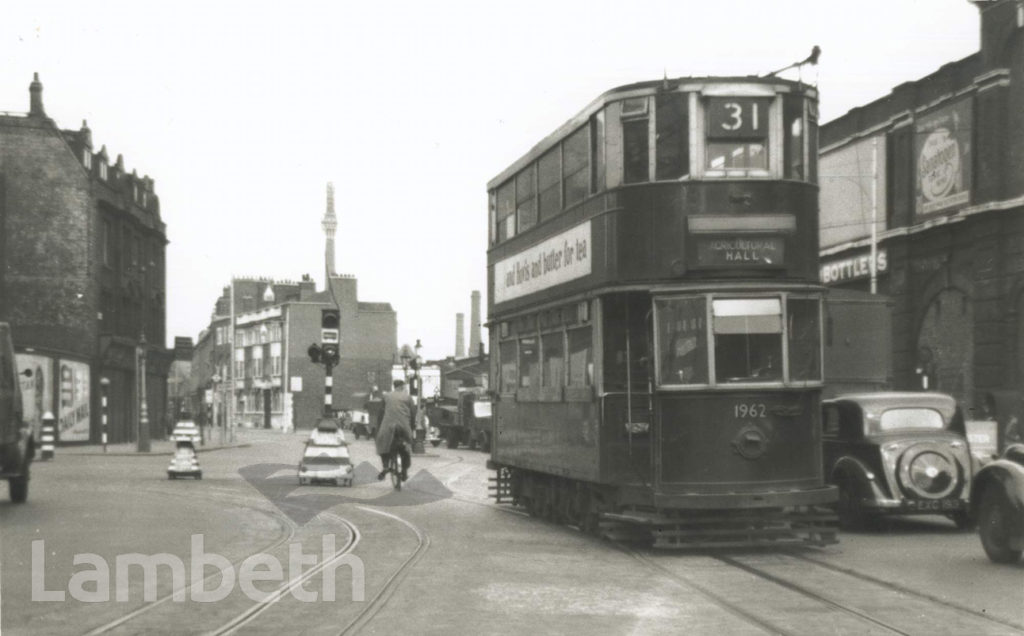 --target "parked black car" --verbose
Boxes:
[822,392,972,529]
[970,444,1024,563]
